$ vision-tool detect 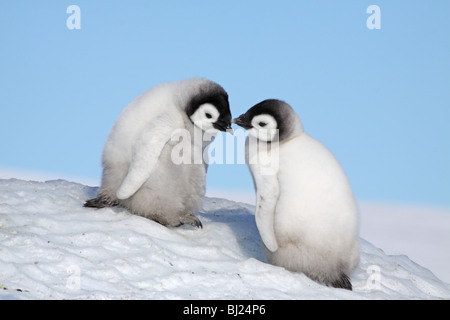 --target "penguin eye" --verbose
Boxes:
[258,122,267,127]
[205,112,212,119]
